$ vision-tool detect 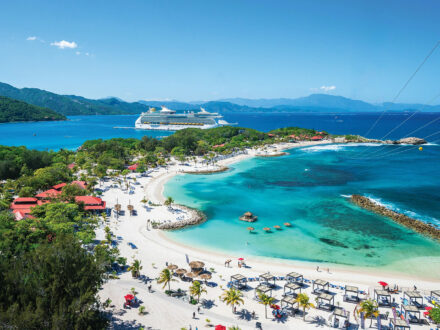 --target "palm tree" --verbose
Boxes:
[295,293,315,321]
[164,196,174,208]
[257,291,275,318]
[220,288,244,314]
[356,299,379,328]
[128,259,143,278]
[189,280,207,303]
[157,268,176,291]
